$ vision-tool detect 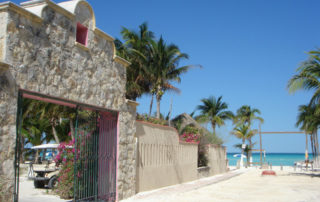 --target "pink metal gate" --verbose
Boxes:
[74,109,118,201]
[97,111,118,201]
